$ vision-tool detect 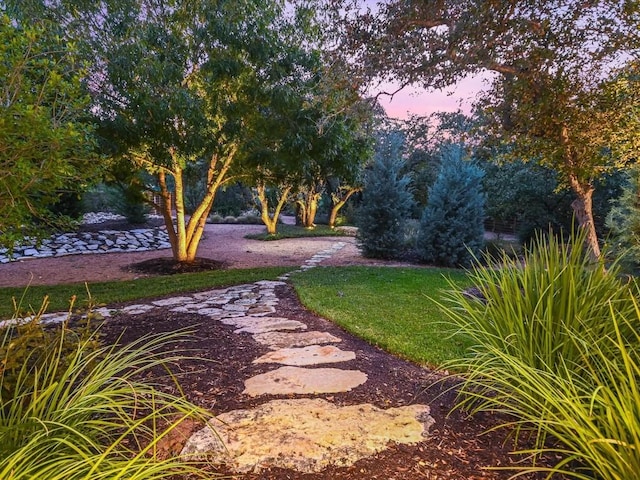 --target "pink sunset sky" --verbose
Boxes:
[357,0,492,119]
[374,74,490,119]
